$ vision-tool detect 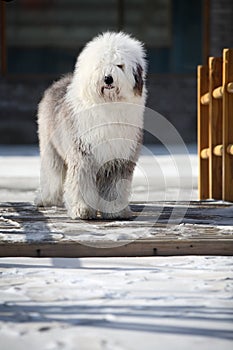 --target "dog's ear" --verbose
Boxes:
[133,64,143,96]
